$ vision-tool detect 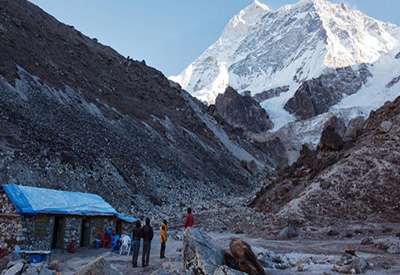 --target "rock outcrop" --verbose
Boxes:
[183,229,225,275]
[285,66,371,119]
[75,257,108,275]
[343,117,365,143]
[386,75,400,88]
[214,87,273,134]
[318,125,344,151]
[253,86,289,103]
